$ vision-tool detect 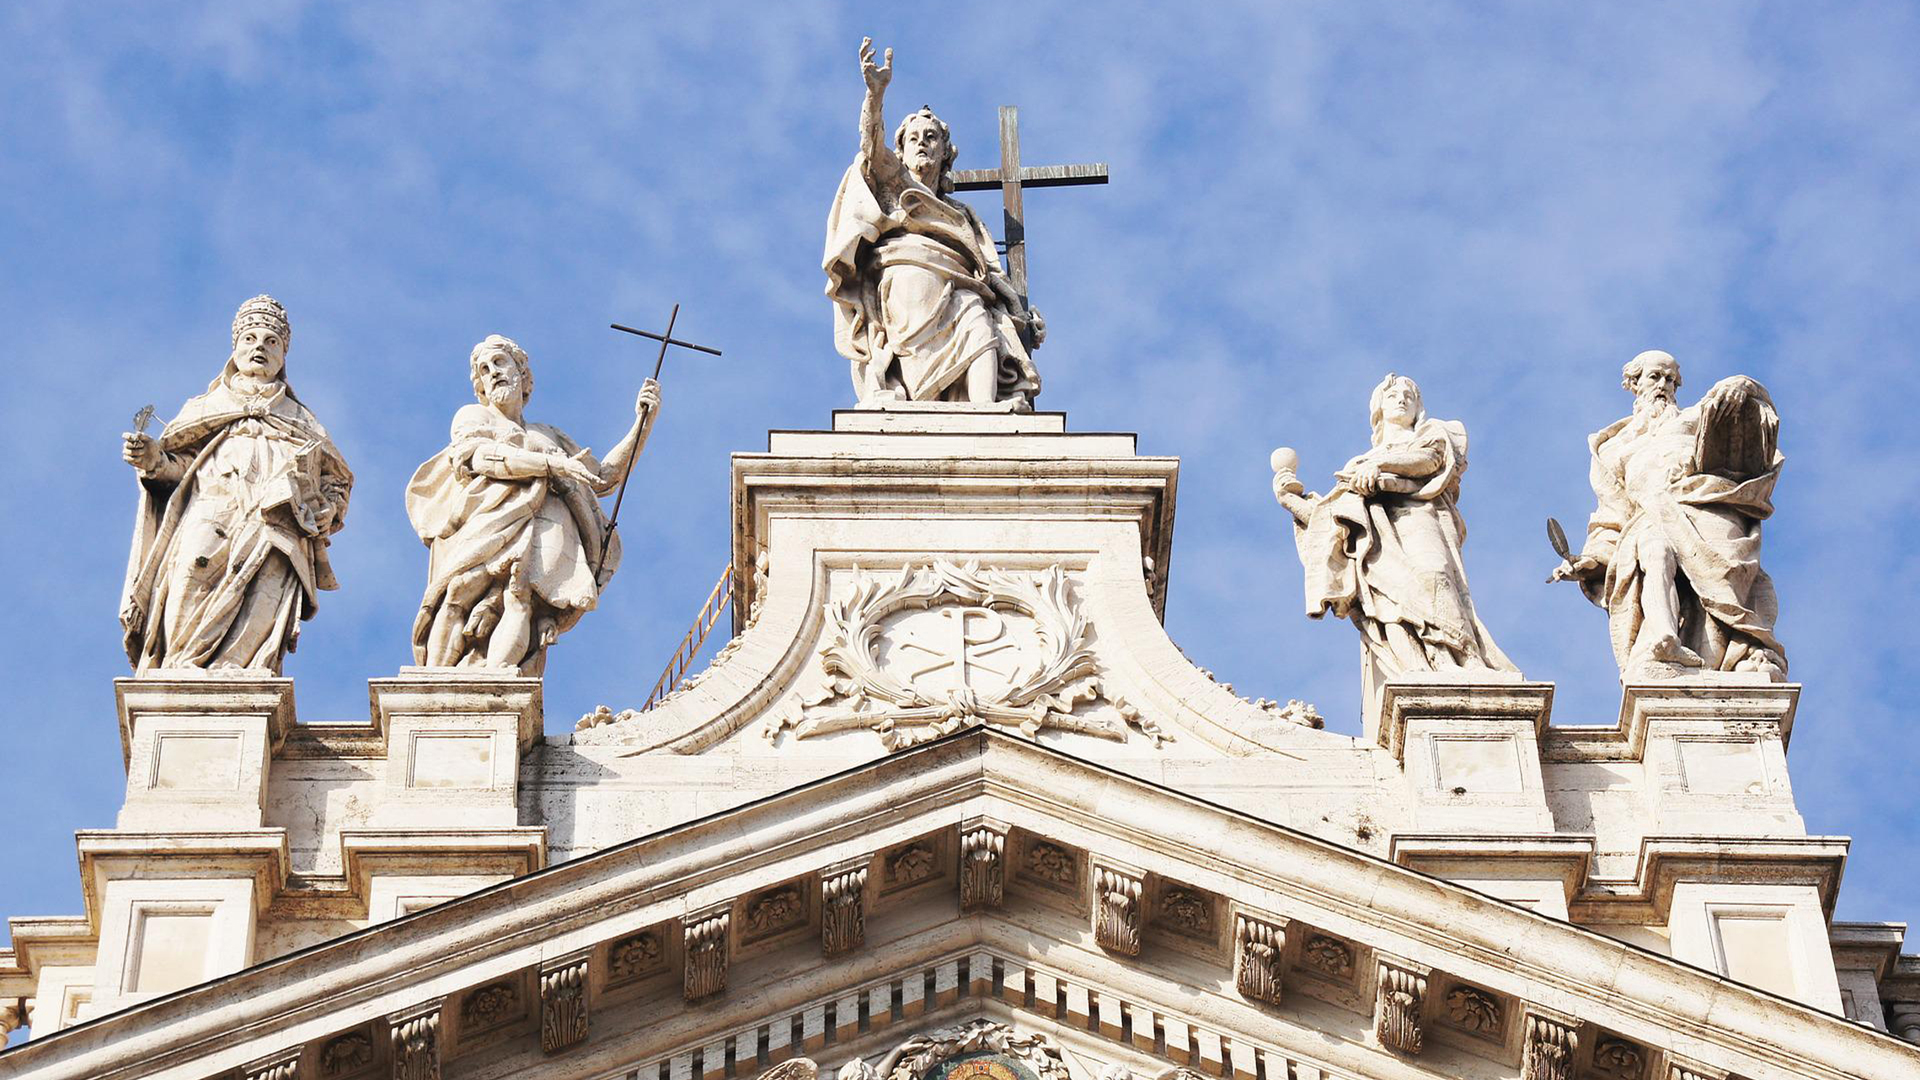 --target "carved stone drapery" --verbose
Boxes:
[1522,1013,1578,1080]
[683,910,730,1001]
[763,562,1166,750]
[1234,913,1285,1005]
[389,1001,442,1080]
[1092,865,1143,956]
[1374,962,1427,1054]
[242,1050,302,1080]
[959,823,1006,909]
[539,955,590,1054]
[822,865,868,956]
